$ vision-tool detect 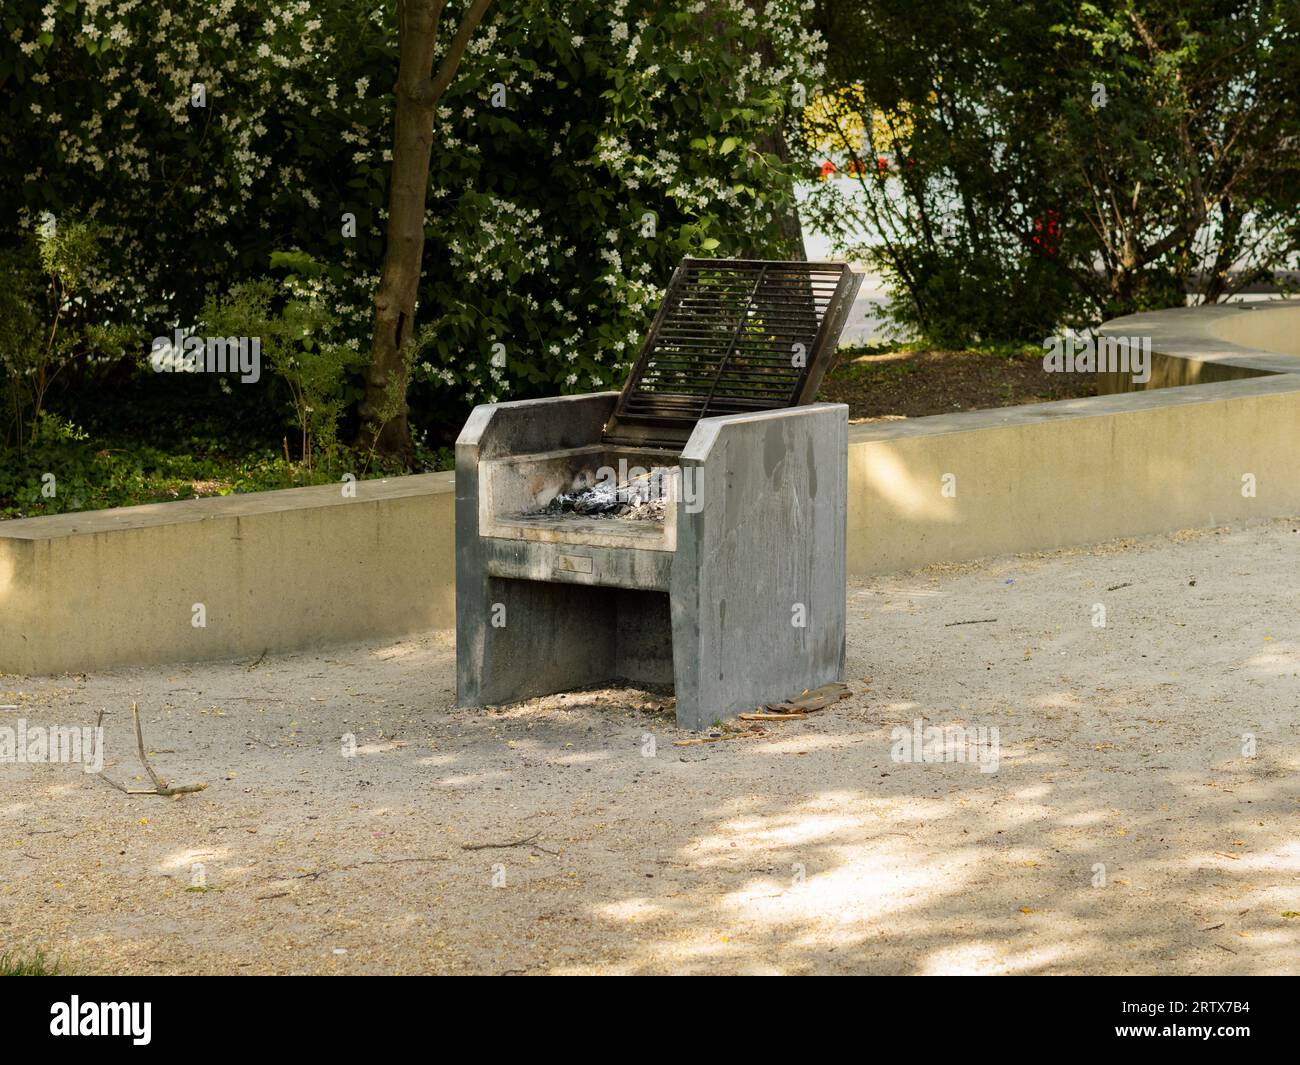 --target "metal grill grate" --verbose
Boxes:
[603,258,862,449]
